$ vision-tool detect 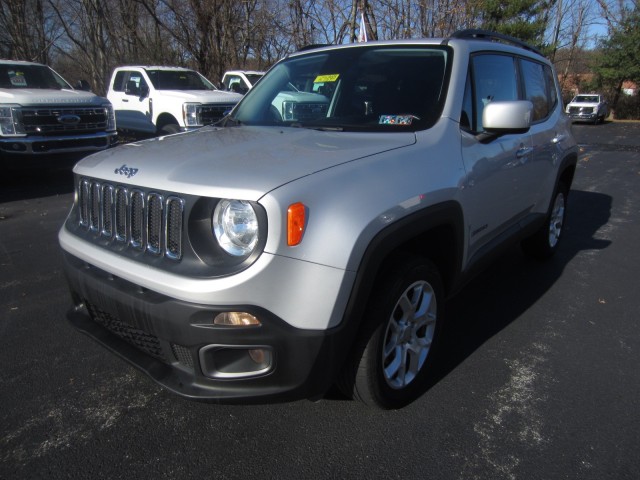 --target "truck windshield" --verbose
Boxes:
[574,95,600,103]
[146,69,216,91]
[231,45,451,132]
[0,64,71,90]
